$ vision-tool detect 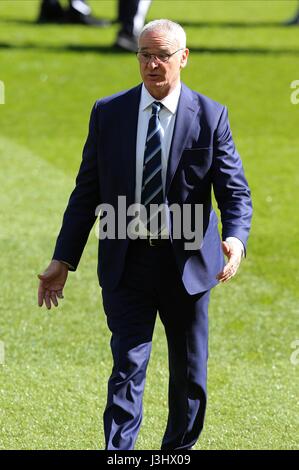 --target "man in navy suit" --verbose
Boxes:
[38,19,252,450]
